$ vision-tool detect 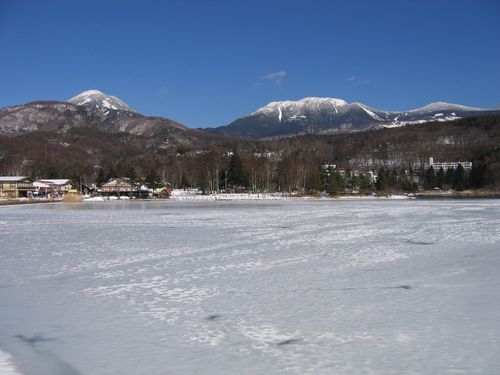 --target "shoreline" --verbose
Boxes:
[2,191,499,207]
[0,199,60,207]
